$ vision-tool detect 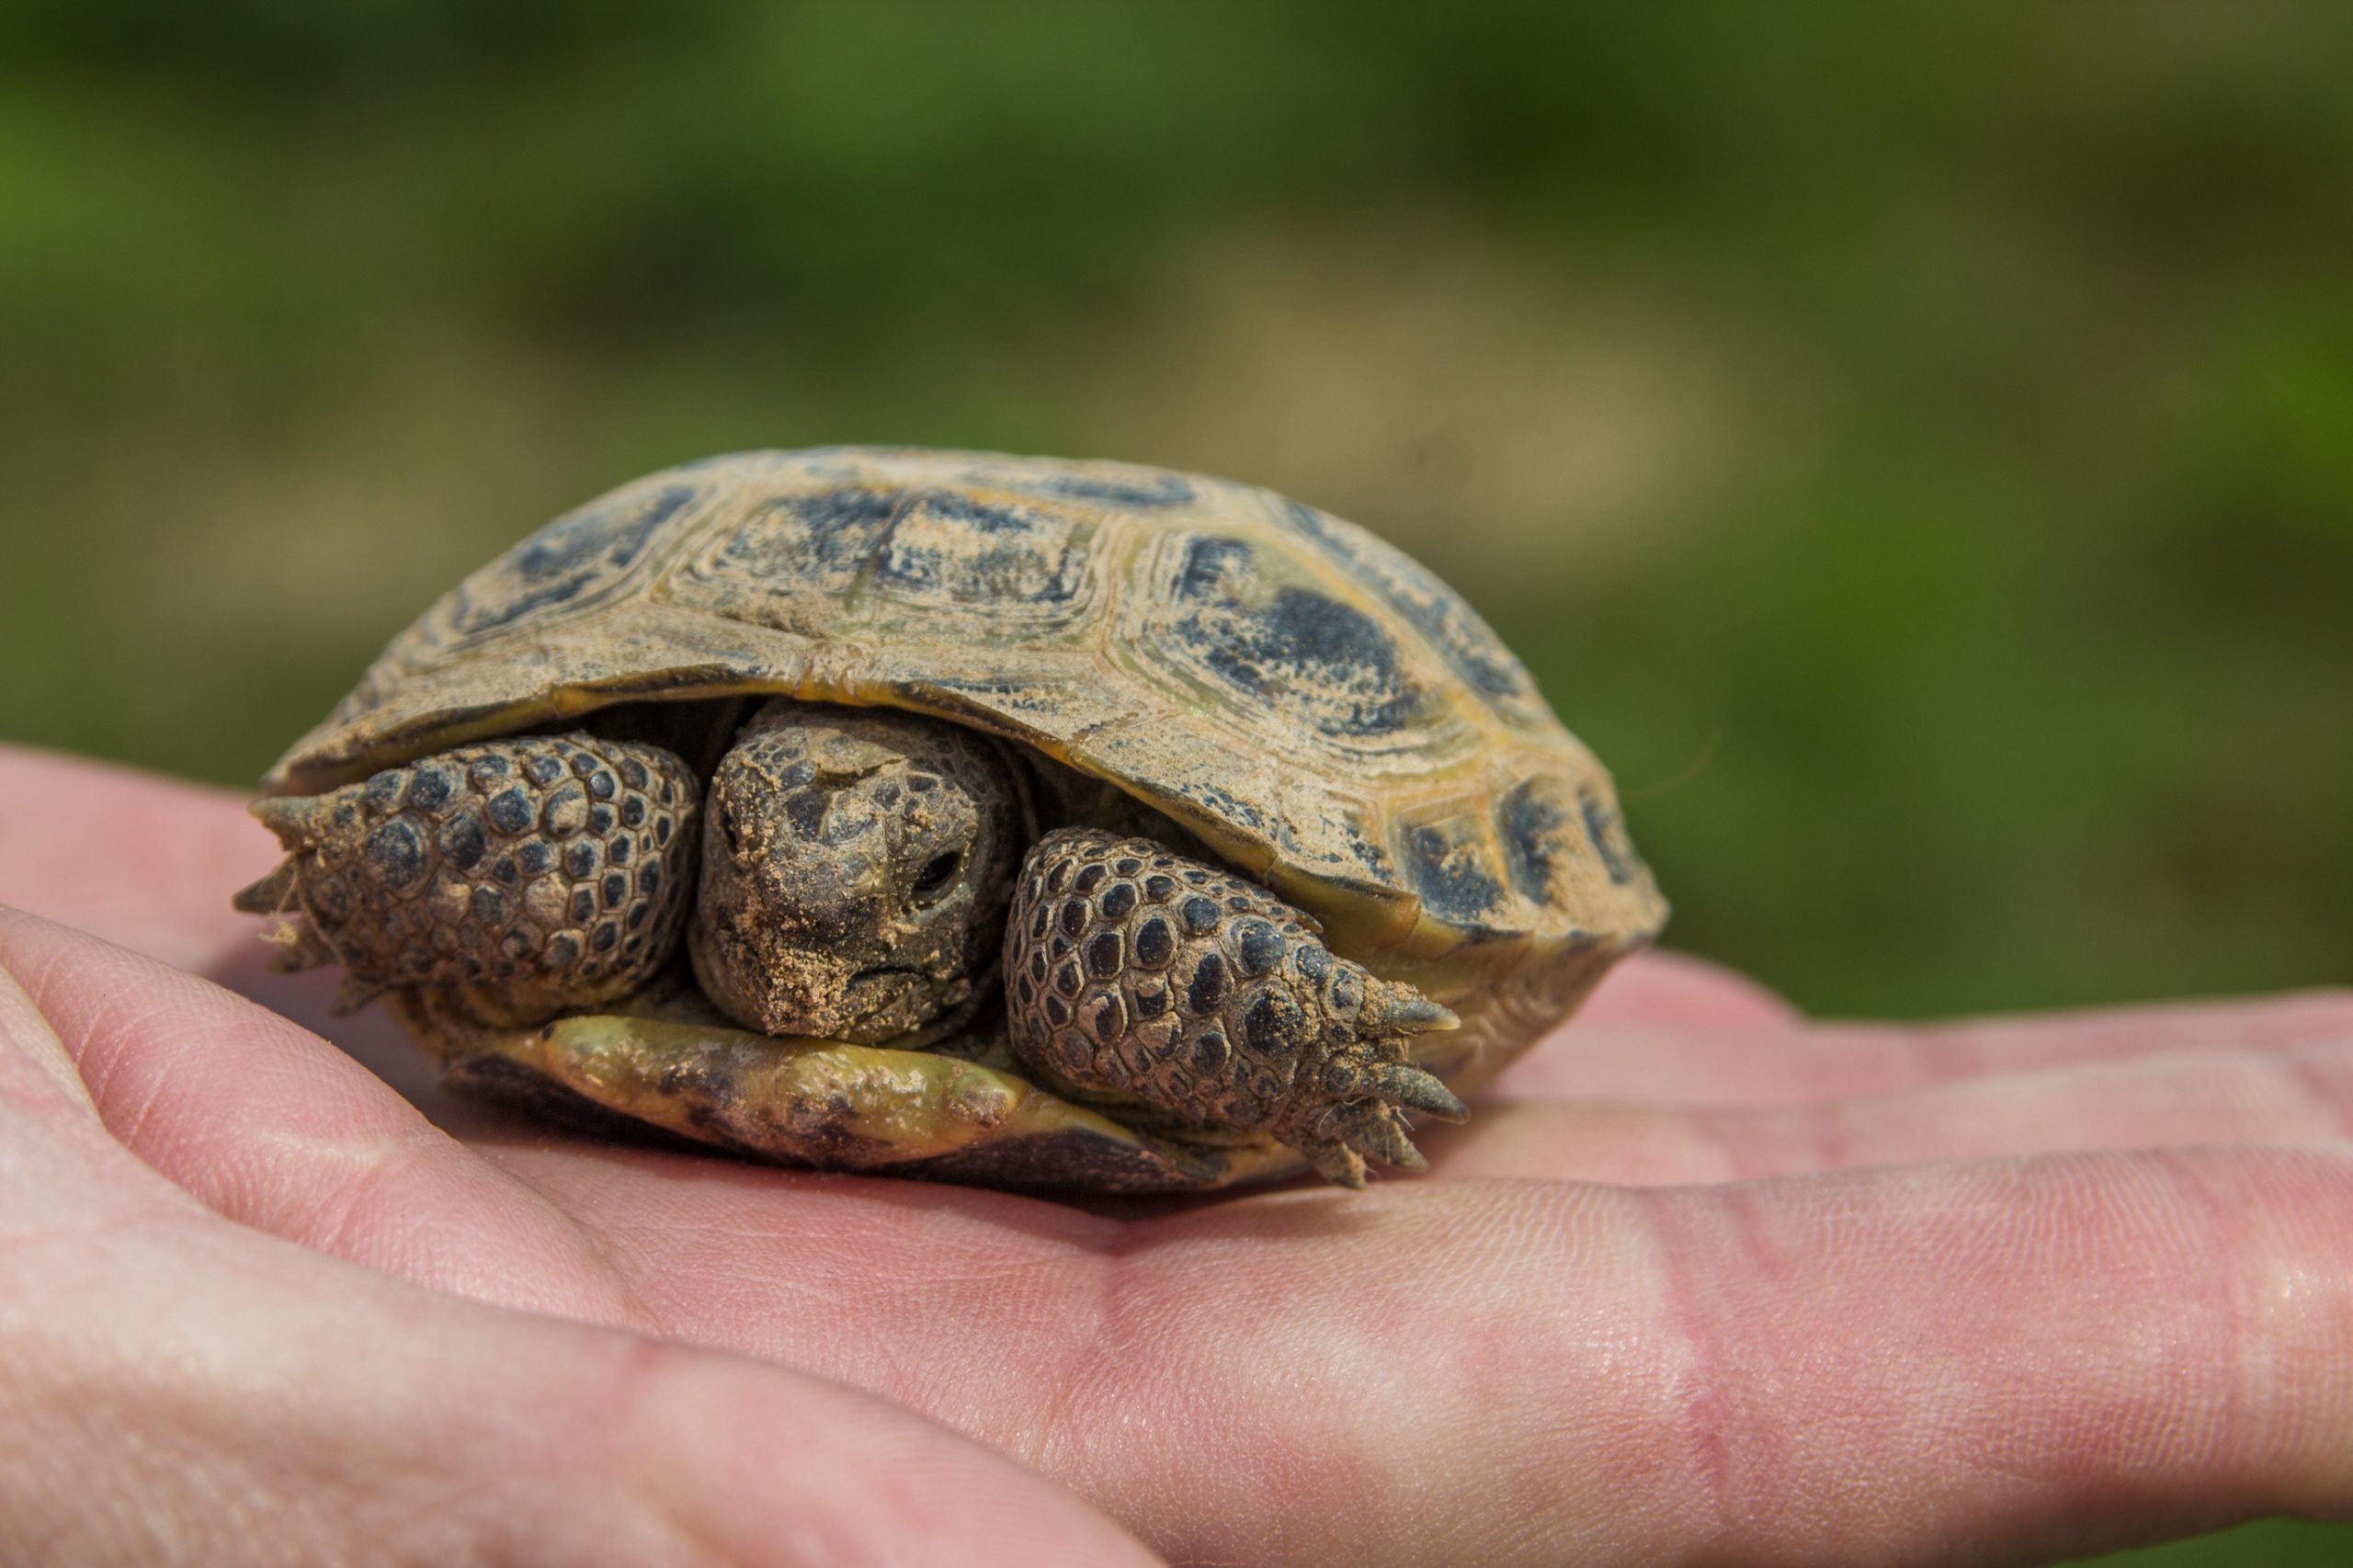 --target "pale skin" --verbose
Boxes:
[3,744,2351,1567]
